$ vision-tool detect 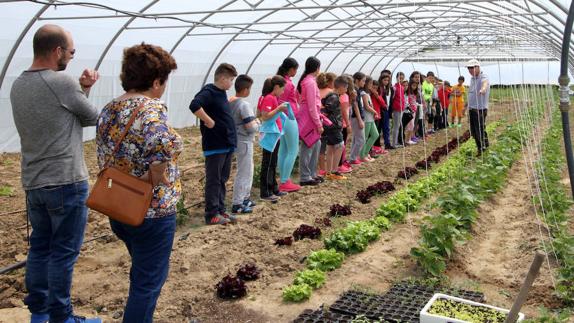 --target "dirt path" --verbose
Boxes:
[446,142,562,317]
[0,107,526,323]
